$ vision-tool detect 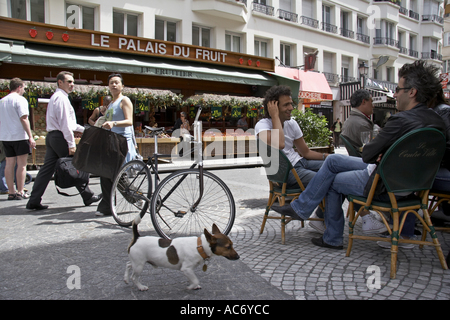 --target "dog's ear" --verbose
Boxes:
[204,228,213,242]
[212,223,221,235]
